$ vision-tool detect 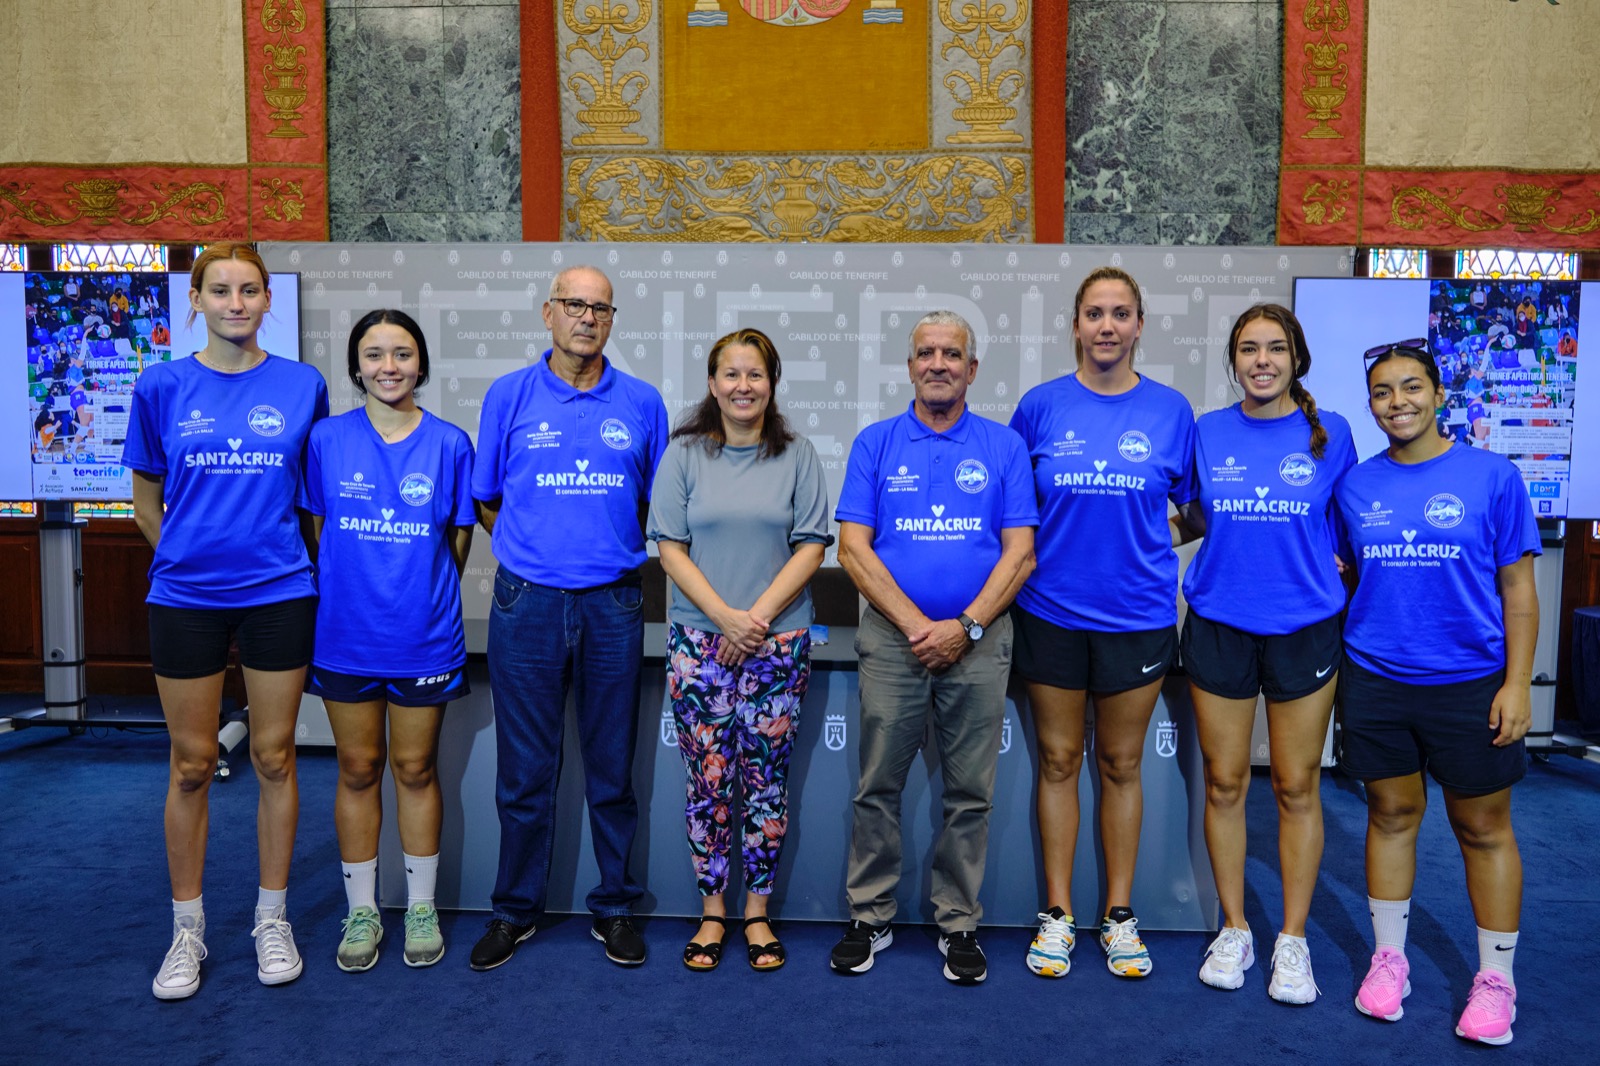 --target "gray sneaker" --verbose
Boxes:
[336,906,384,973]
[404,903,445,967]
